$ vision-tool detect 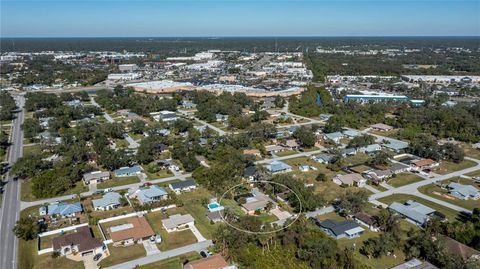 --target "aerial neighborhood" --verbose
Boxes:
[1,37,480,269]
